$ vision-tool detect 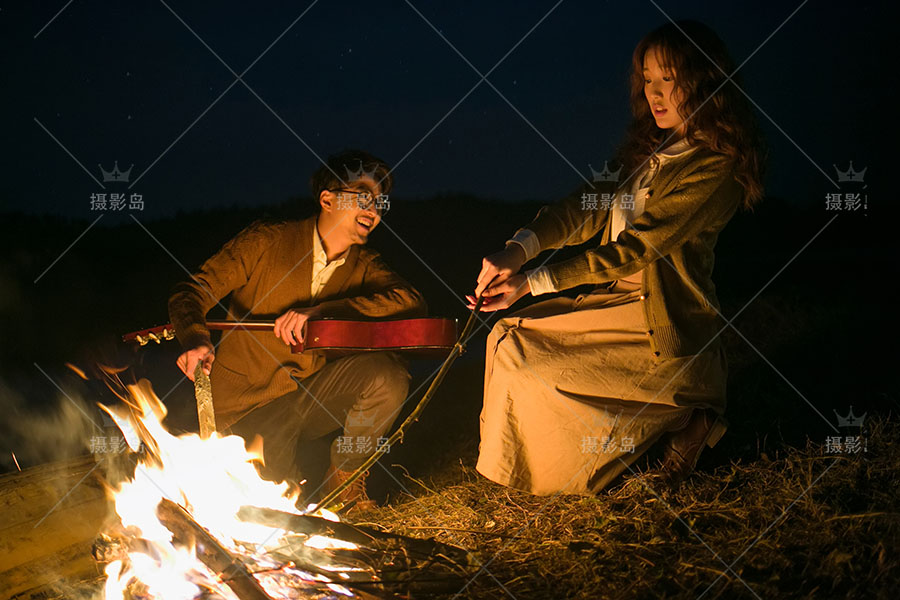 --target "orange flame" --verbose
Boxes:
[101,379,357,598]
